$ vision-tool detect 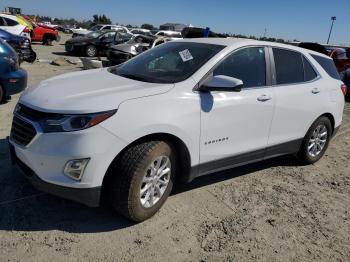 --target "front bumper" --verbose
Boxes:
[8,115,128,206]
[9,141,101,207]
[1,68,27,96]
